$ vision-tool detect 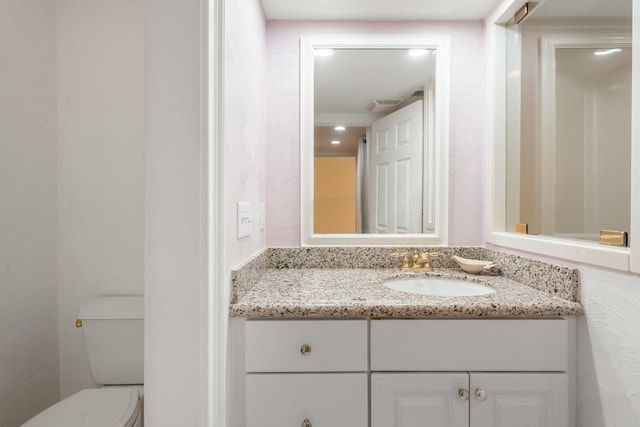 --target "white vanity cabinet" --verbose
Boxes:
[371,319,573,427]
[237,318,575,427]
[243,320,369,427]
